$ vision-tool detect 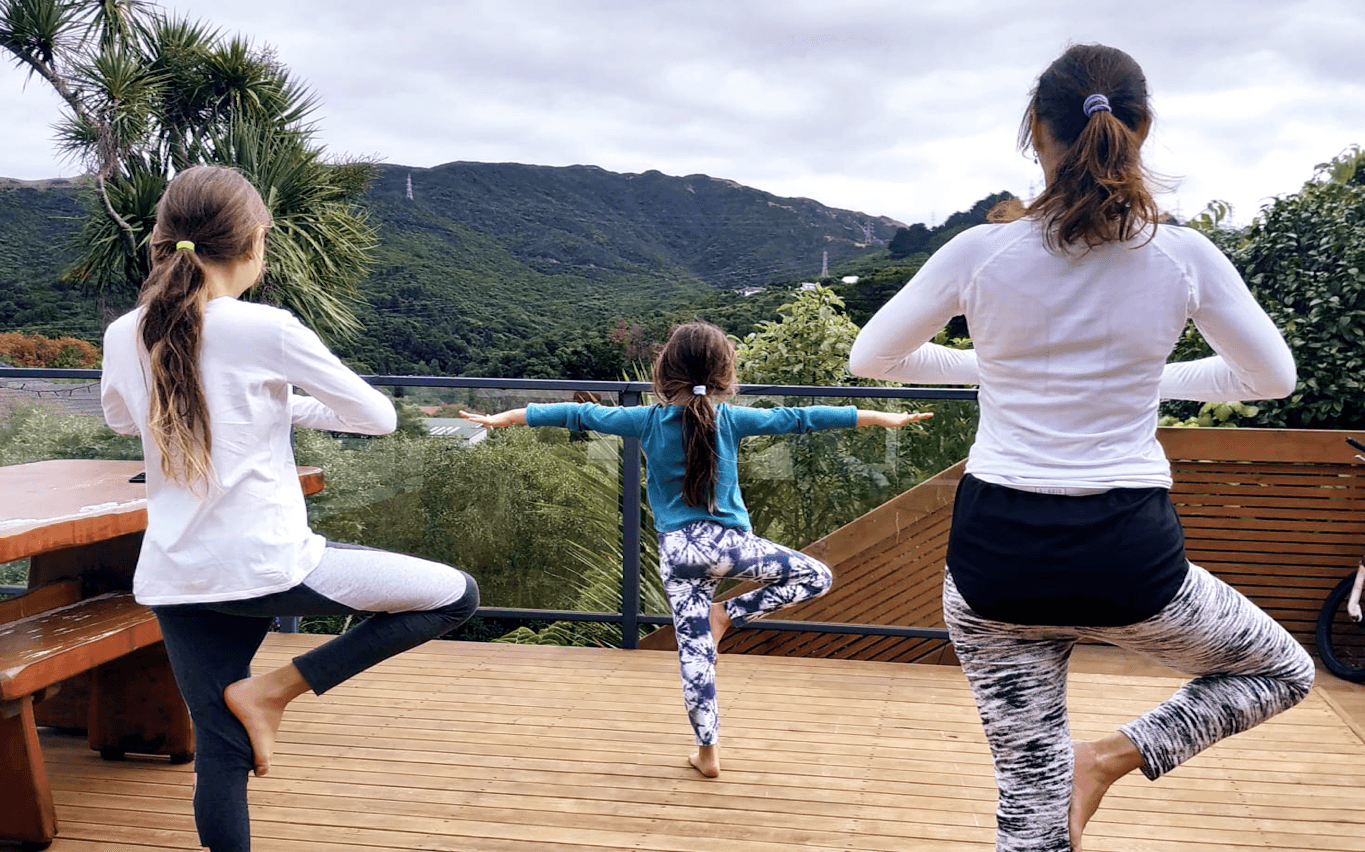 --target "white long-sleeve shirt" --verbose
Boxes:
[848,218,1295,489]
[102,297,396,605]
